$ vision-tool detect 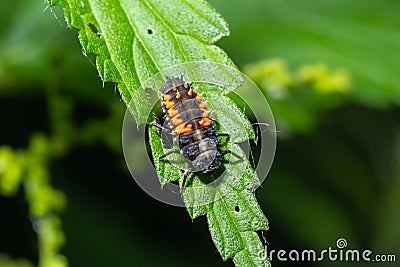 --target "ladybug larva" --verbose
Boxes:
[152,76,241,188]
